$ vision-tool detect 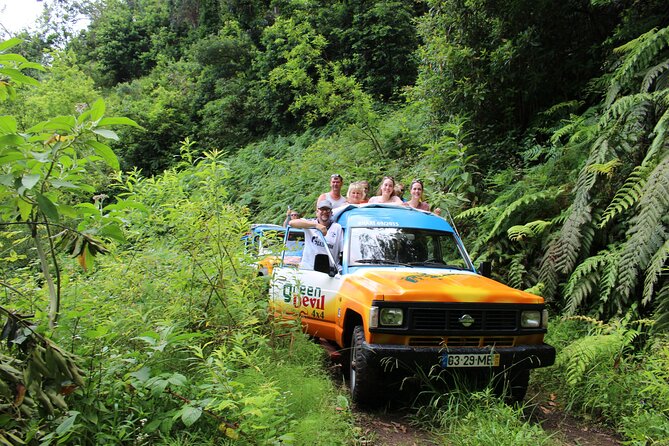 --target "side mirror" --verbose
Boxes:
[479,261,492,278]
